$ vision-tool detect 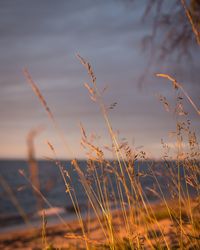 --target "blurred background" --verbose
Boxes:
[0,0,199,159]
[0,0,200,235]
